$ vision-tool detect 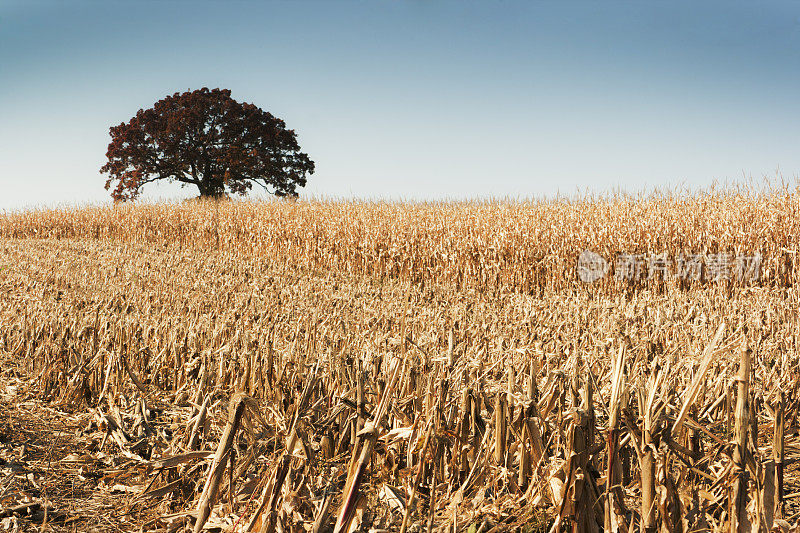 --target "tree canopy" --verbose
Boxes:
[100,88,314,201]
